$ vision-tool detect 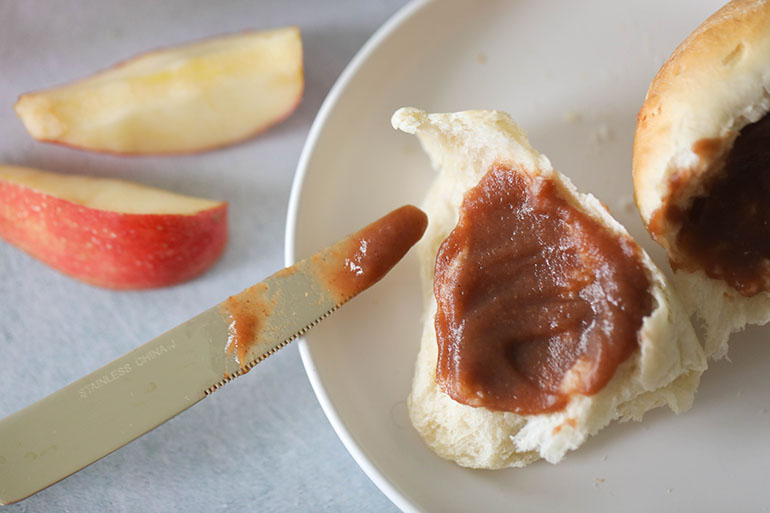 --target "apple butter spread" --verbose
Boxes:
[660,112,770,296]
[434,166,653,414]
[315,205,428,304]
[222,282,275,365]
[221,205,428,368]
